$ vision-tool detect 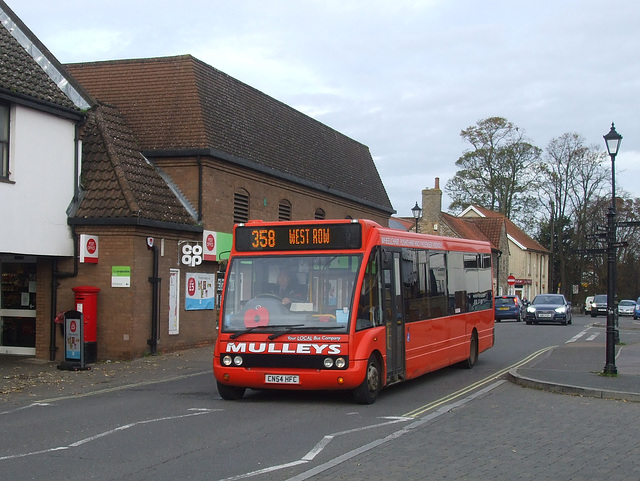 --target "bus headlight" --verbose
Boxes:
[233,356,244,366]
[323,357,334,368]
[222,355,233,366]
[335,357,346,369]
